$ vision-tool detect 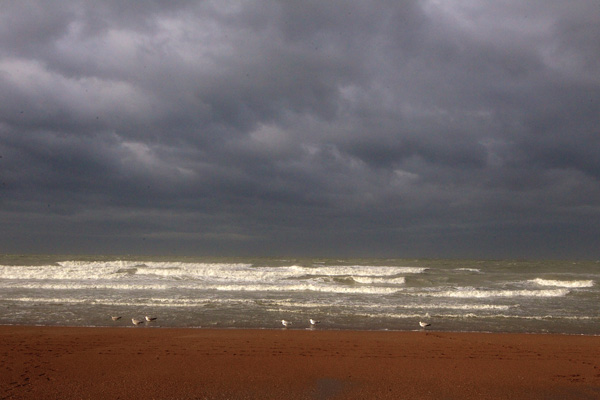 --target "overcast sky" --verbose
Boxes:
[0,0,598,258]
